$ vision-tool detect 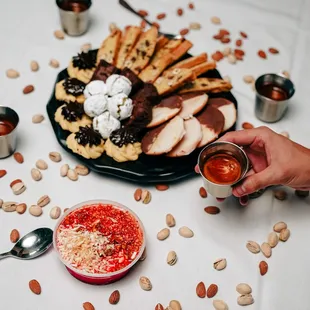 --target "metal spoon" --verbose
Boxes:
[0,227,53,260]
